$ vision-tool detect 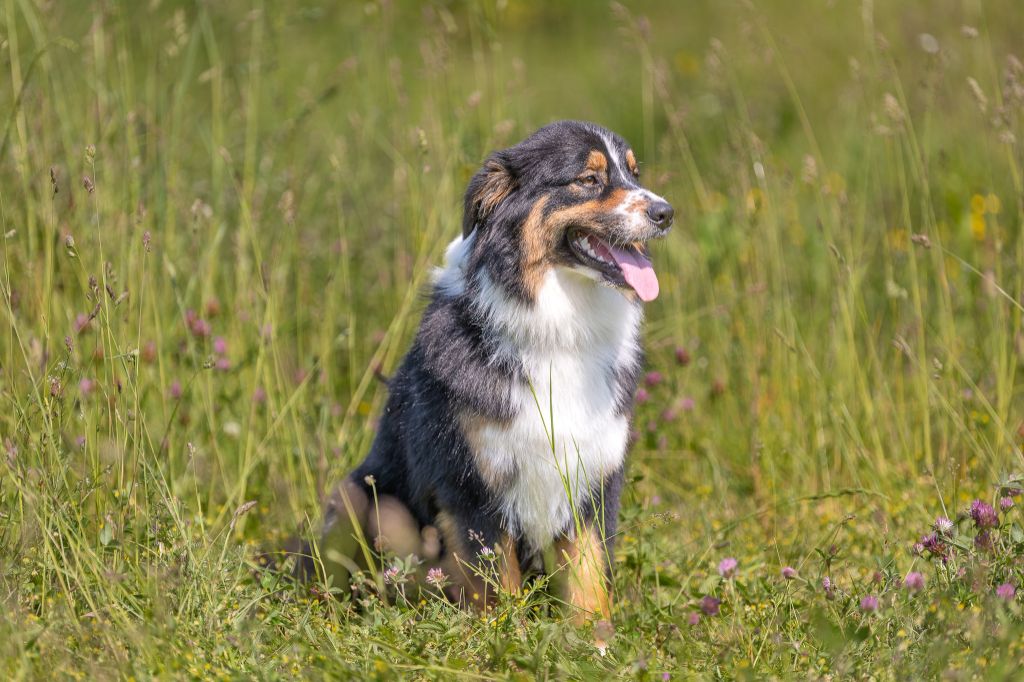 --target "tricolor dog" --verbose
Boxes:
[316,120,673,624]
